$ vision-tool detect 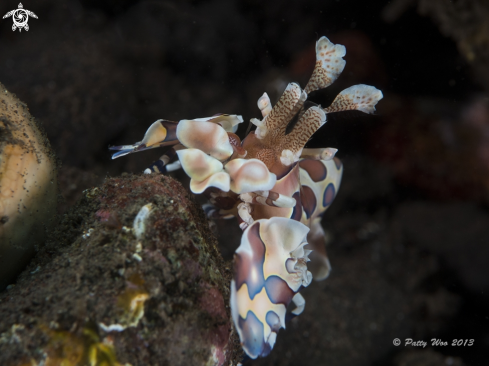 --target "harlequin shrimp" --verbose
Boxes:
[110,36,382,359]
